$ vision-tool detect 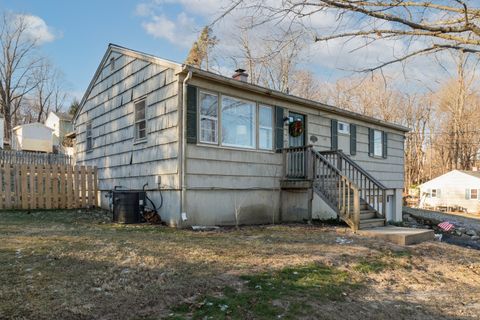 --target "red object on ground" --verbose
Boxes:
[438,221,455,232]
